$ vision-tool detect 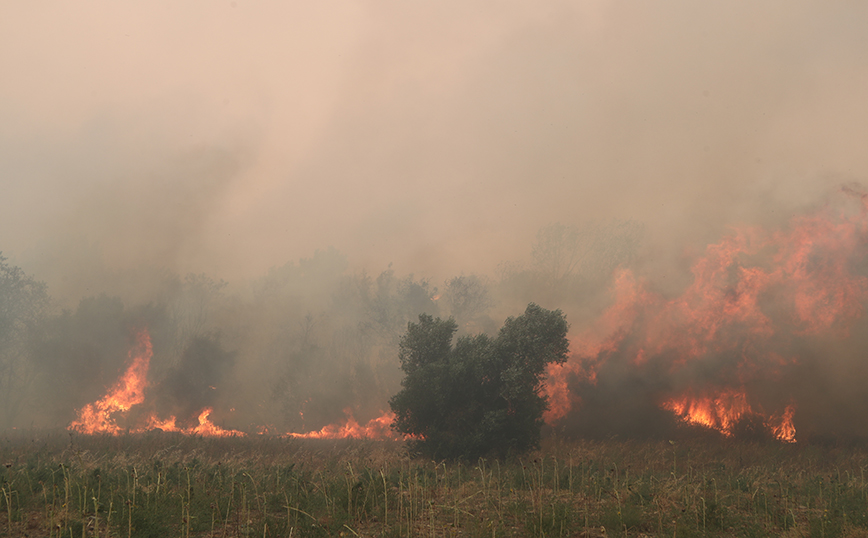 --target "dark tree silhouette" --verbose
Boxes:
[390,303,569,460]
